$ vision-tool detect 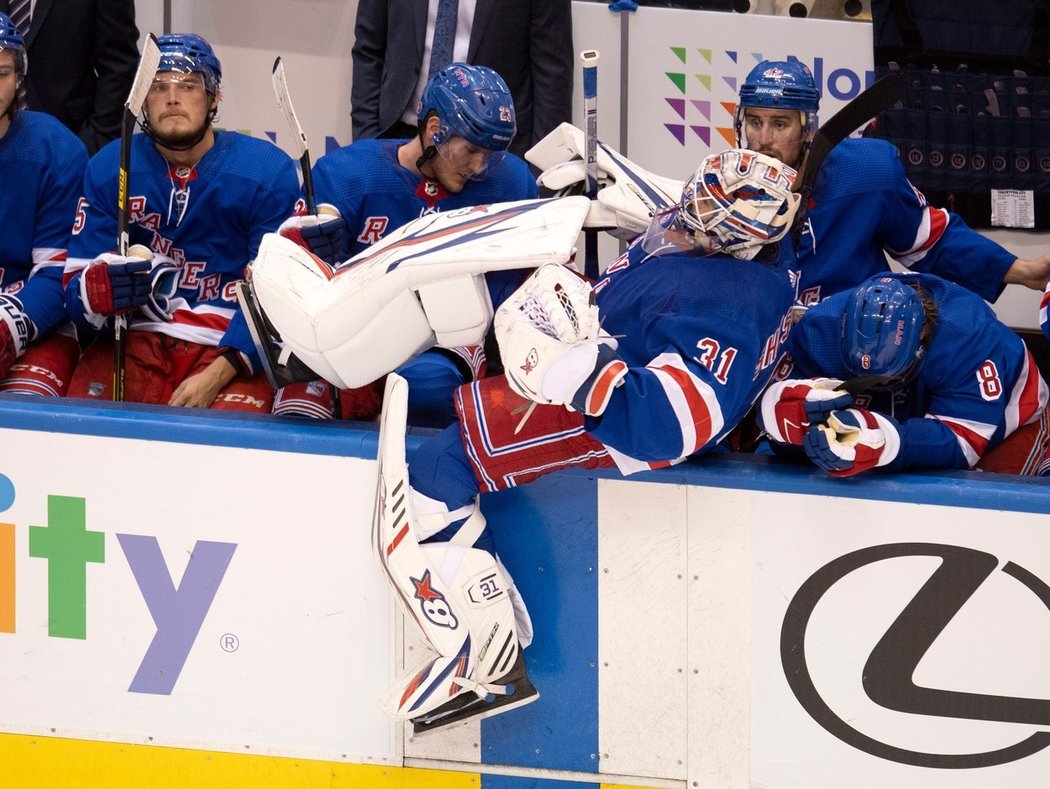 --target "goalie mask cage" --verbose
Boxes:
[870,0,1050,229]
